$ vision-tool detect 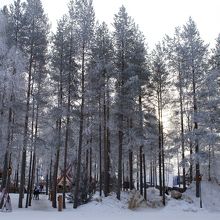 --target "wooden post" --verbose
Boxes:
[58,195,63,211]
